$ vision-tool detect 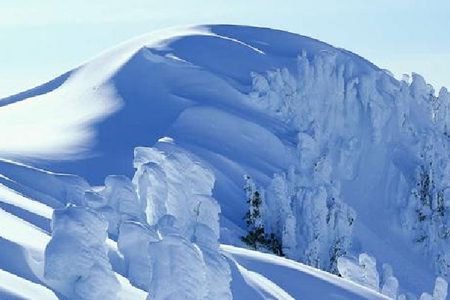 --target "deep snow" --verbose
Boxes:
[0,158,385,299]
[1,24,449,299]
